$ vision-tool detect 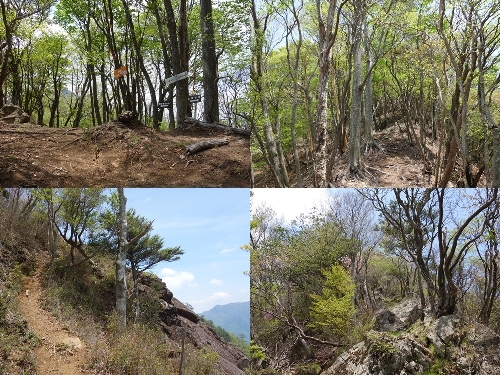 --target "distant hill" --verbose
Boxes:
[201,301,250,342]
